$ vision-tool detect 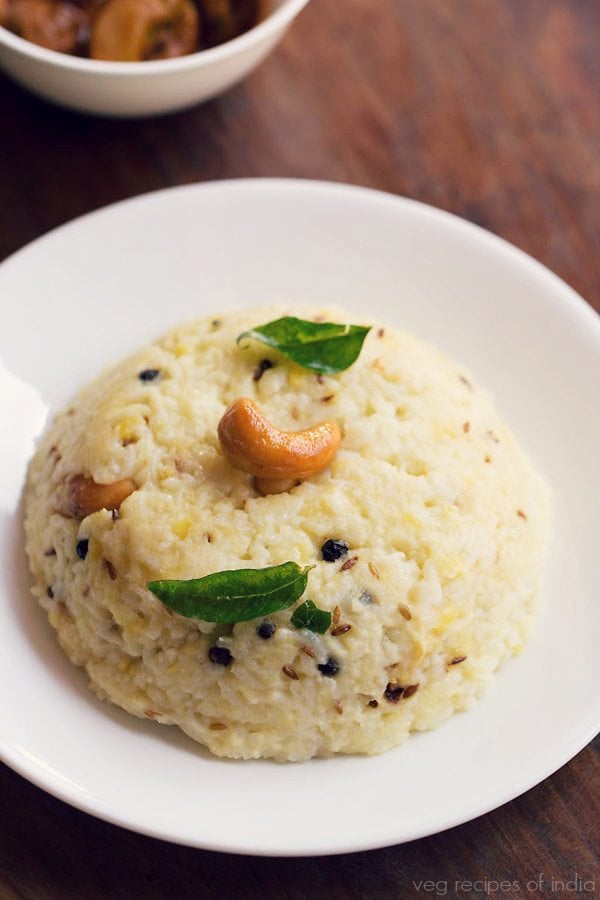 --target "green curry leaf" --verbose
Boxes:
[148,562,313,623]
[237,316,372,375]
[290,598,332,634]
